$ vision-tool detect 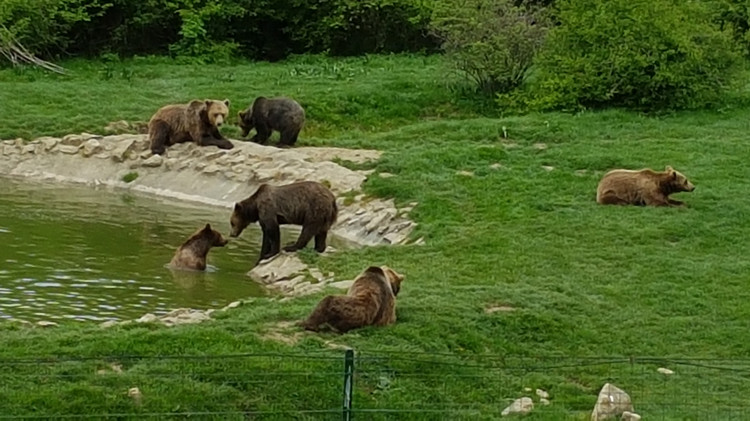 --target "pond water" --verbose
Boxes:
[0,178,280,323]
